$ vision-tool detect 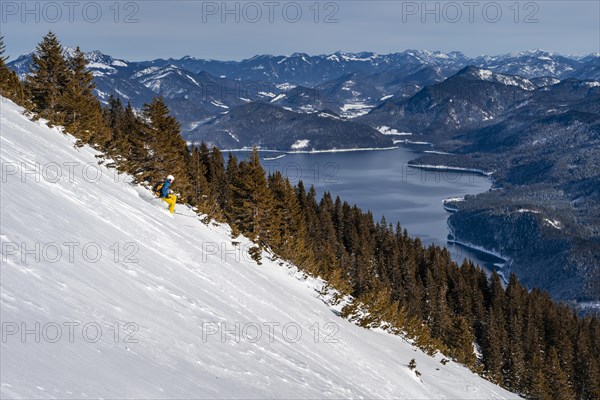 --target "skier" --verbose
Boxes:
[154,175,177,214]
